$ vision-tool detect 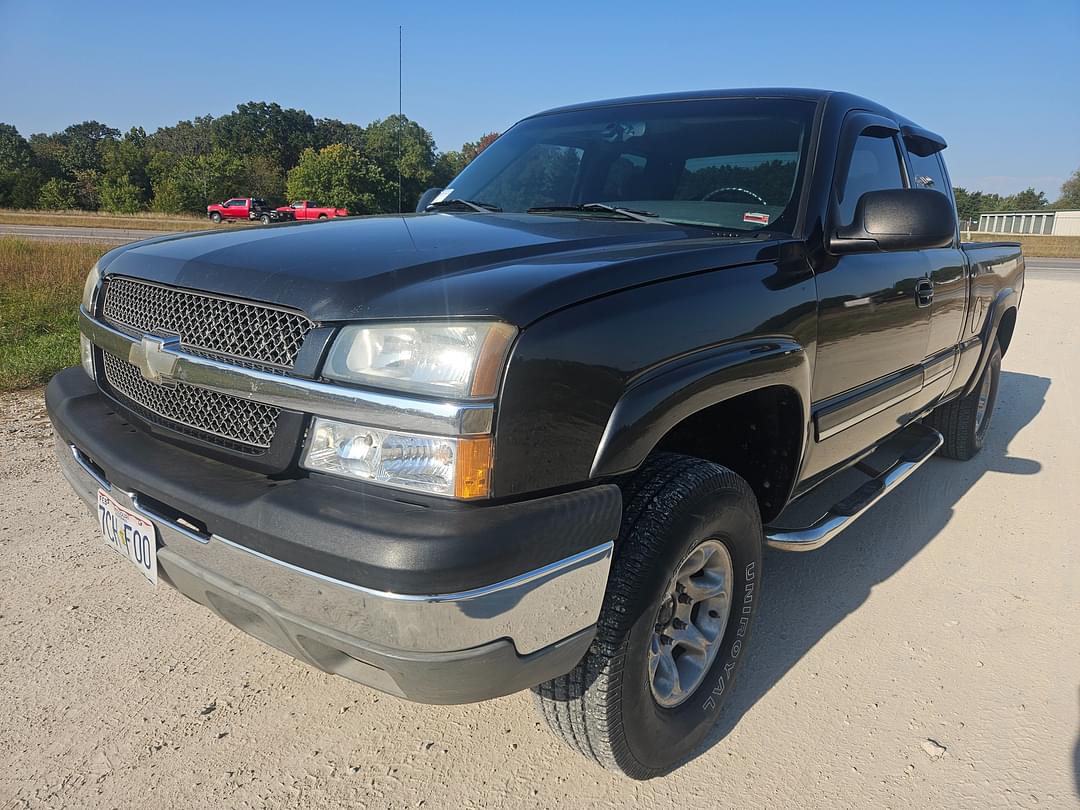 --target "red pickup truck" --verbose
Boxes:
[277,200,349,220]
